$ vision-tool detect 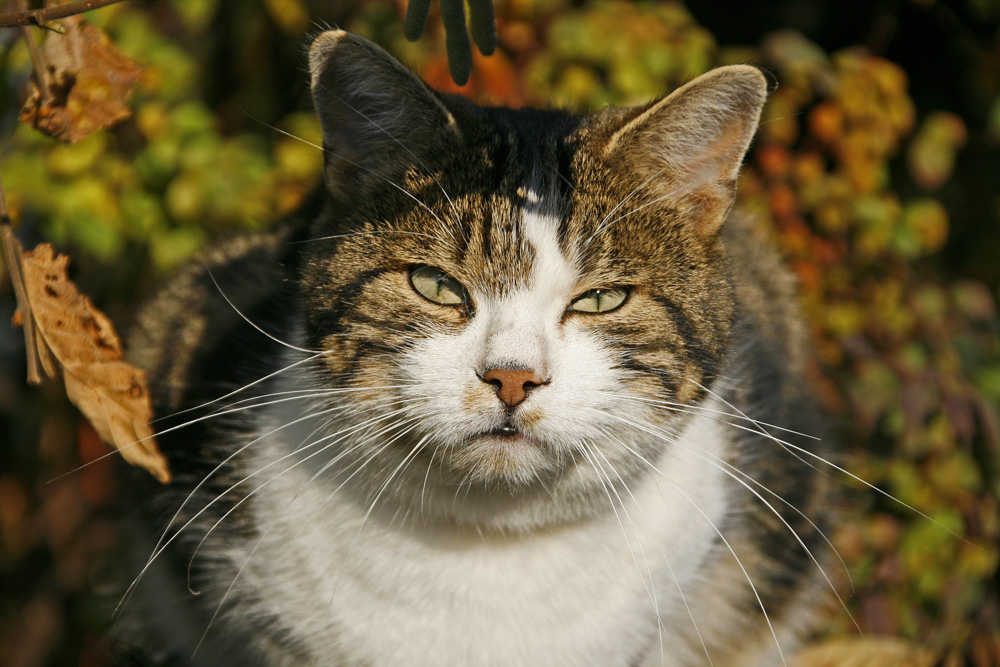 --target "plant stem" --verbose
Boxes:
[0,0,128,29]
[0,162,42,385]
[21,24,51,102]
